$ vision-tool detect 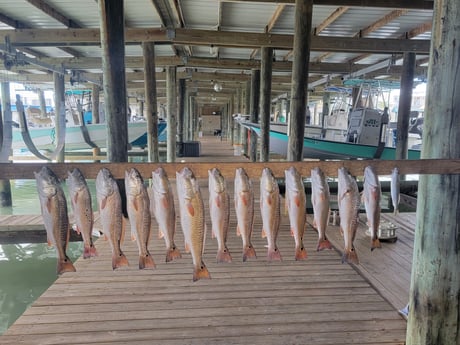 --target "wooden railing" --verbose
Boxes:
[1,159,459,180]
